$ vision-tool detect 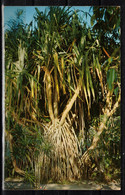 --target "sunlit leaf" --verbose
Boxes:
[107,68,117,90]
